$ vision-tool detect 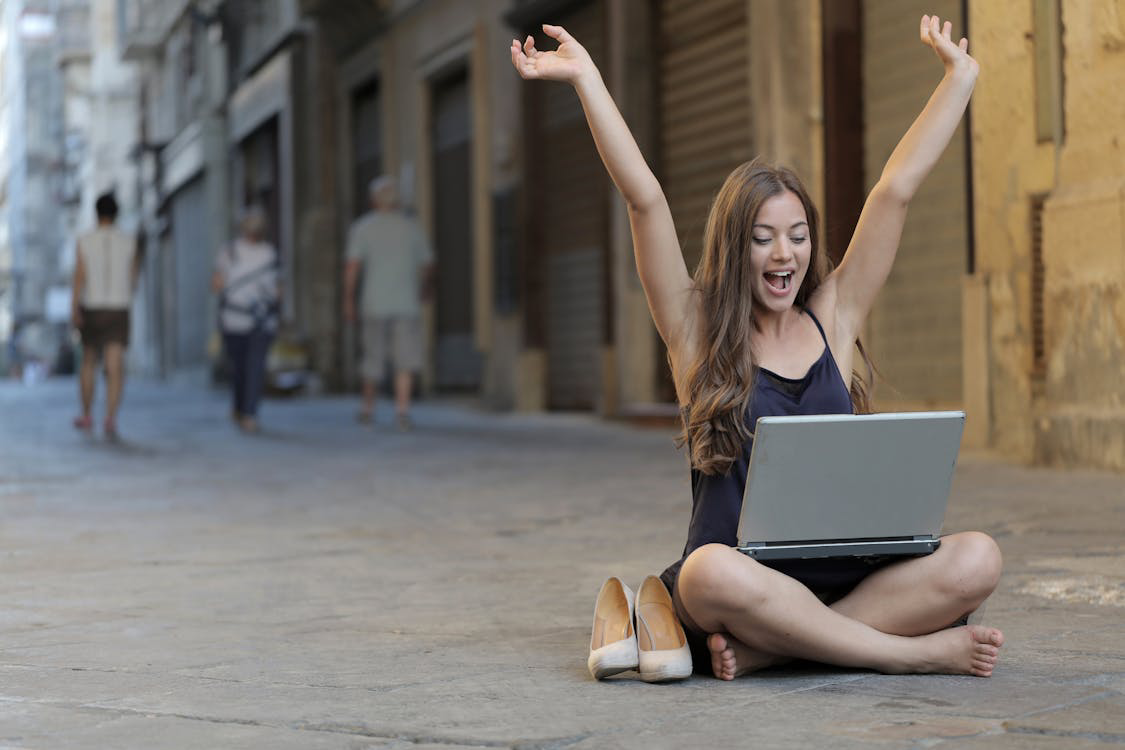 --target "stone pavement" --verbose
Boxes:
[0,377,1122,749]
